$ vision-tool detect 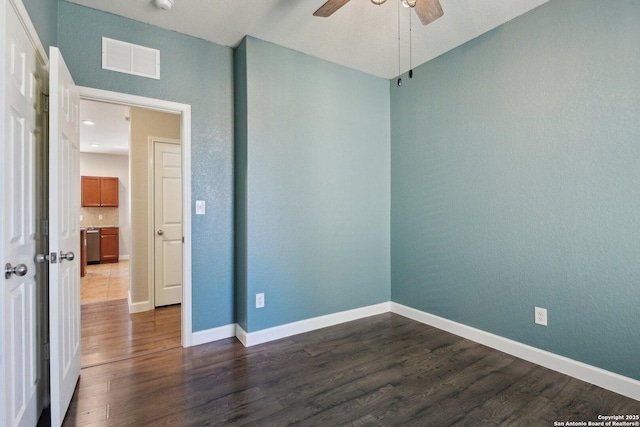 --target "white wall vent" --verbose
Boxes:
[102,37,160,80]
